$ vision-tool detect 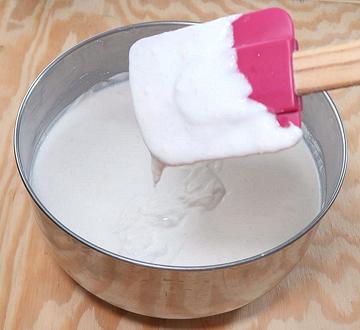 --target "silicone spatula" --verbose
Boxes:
[232,7,360,127]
